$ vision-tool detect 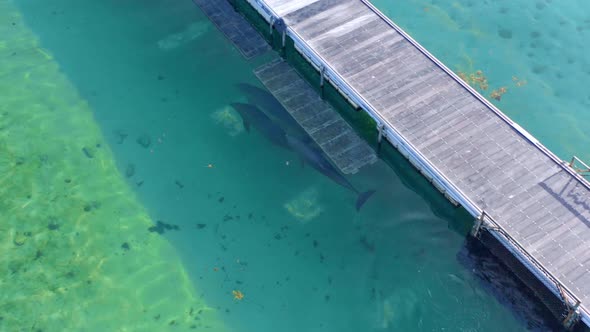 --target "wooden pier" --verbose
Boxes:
[193,0,269,59]
[243,0,590,328]
[255,59,377,174]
